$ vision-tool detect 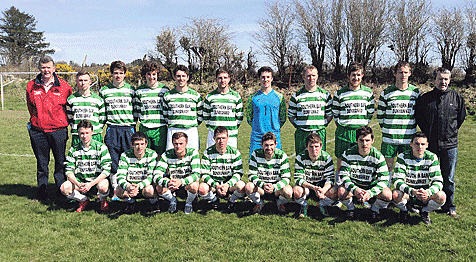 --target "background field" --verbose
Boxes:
[0,84,475,261]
